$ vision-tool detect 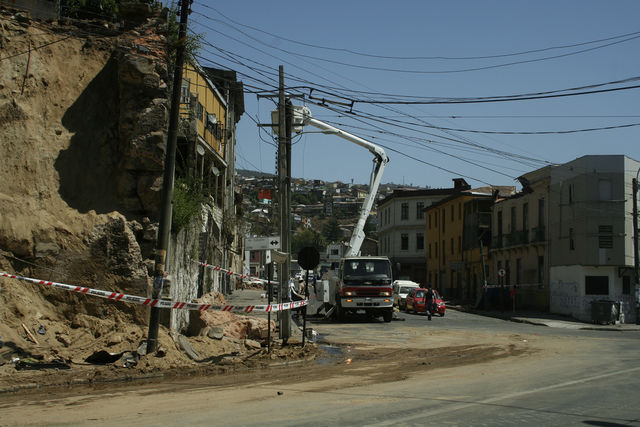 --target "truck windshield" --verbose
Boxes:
[343,259,392,284]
